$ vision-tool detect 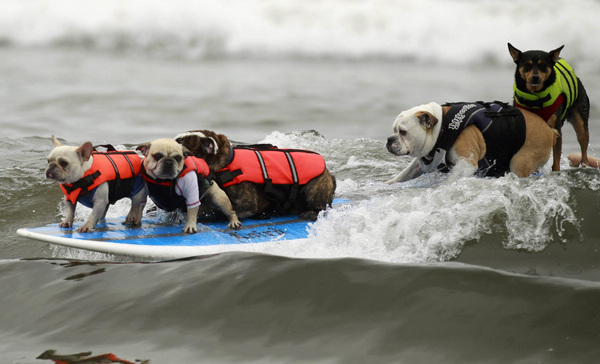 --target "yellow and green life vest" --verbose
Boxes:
[513,58,579,122]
